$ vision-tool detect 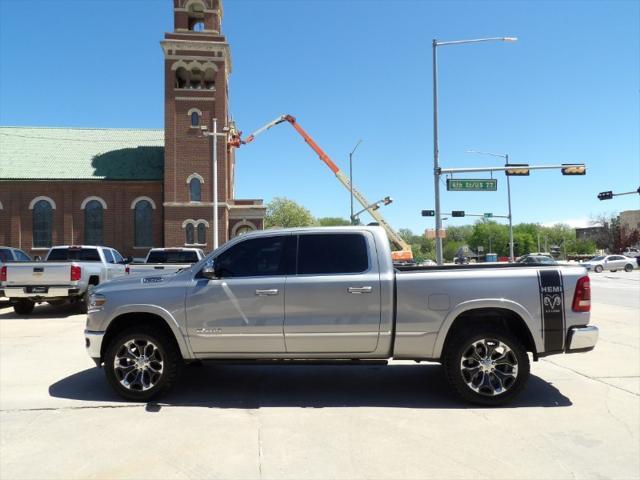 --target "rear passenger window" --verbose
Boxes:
[103,249,115,264]
[297,234,369,275]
